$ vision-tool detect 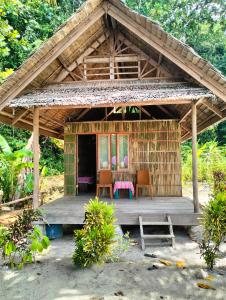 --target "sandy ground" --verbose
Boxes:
[0,228,225,300]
